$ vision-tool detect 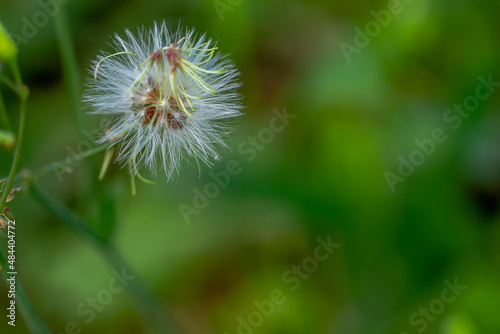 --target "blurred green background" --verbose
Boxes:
[1,0,500,333]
